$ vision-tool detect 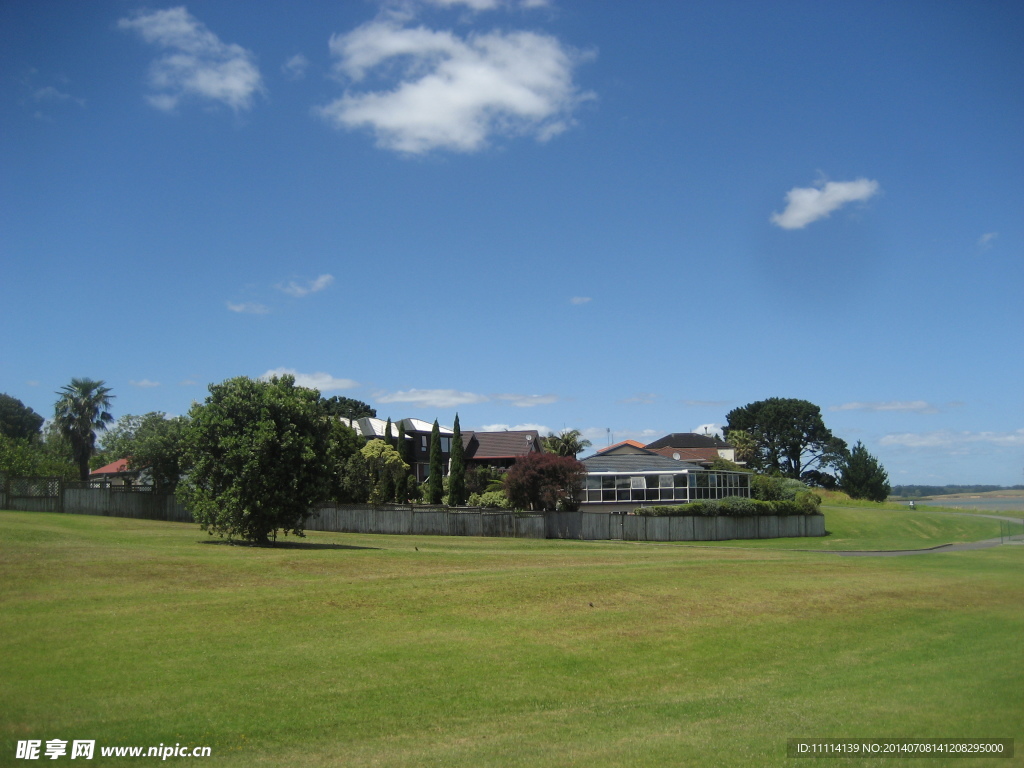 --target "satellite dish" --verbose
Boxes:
[673,452,681,461]
[526,435,533,442]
